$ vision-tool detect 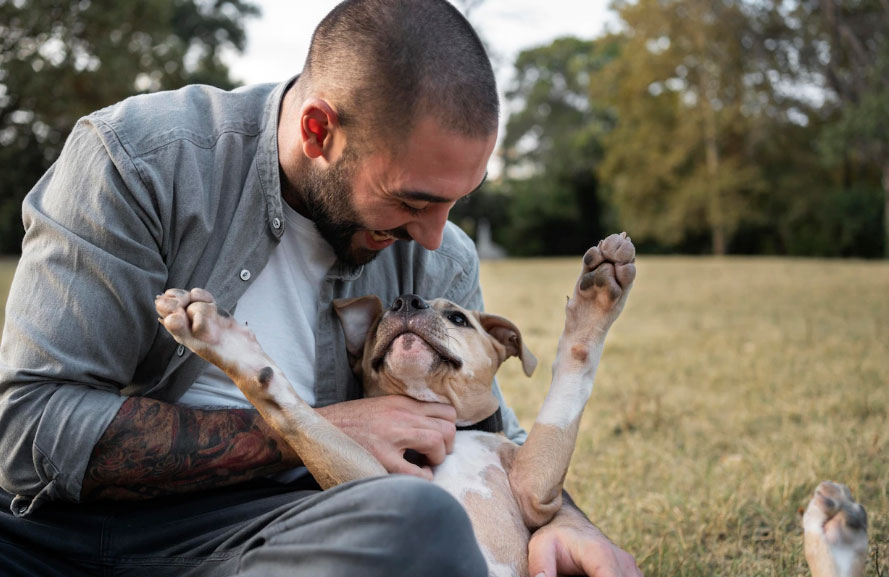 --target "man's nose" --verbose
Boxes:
[391,294,429,313]
[406,204,451,250]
